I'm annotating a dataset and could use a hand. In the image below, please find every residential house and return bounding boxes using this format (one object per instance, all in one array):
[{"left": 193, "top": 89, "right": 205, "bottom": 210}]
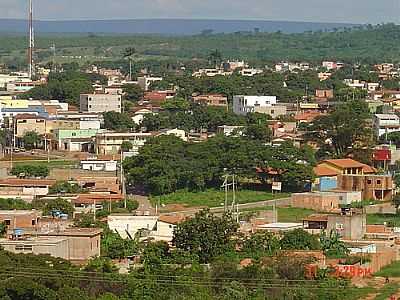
[
  {"left": 313, "top": 159, "right": 376, "bottom": 192},
  {"left": 153, "top": 215, "right": 186, "bottom": 242},
  {"left": 53, "top": 129, "right": 99, "bottom": 152},
  {"left": 156, "top": 128, "right": 187, "bottom": 141},
  {"left": 95, "top": 132, "right": 153, "bottom": 155},
  {"left": 239, "top": 68, "right": 263, "bottom": 77},
  {"left": 80, "top": 159, "right": 118, "bottom": 172},
  {"left": 108, "top": 215, "right": 158, "bottom": 239},
  {"left": 137, "top": 76, "right": 163, "bottom": 91},
  {"left": 326, "top": 212, "right": 366, "bottom": 240},
  {"left": 80, "top": 93, "right": 122, "bottom": 113},
  {"left": 217, "top": 125, "right": 244, "bottom": 136},
  {"left": 233, "top": 95, "right": 277, "bottom": 115},
  {"left": 0, "top": 179, "right": 56, "bottom": 199},
  {"left": 0, "top": 227, "right": 125, "bottom": 263},
  {"left": 132, "top": 108, "right": 154, "bottom": 125},
  {"left": 0, "top": 236, "right": 70, "bottom": 260},
  {"left": 315, "top": 89, "right": 334, "bottom": 100},
  {"left": 73, "top": 194, "right": 123, "bottom": 215},
  {"left": 303, "top": 210, "right": 366, "bottom": 240},
  {"left": 318, "top": 72, "right": 332, "bottom": 81},
  {"left": 268, "top": 121, "right": 296, "bottom": 137},
  {"left": 15, "top": 114, "right": 47, "bottom": 138},
  {"left": 337, "top": 174, "right": 394, "bottom": 201},
  {"left": 192, "top": 94, "right": 228, "bottom": 108},
  {"left": 373, "top": 114, "right": 400, "bottom": 137},
  {"left": 0, "top": 210, "right": 41, "bottom": 230},
  {"left": 0, "top": 73, "right": 30, "bottom": 89}
]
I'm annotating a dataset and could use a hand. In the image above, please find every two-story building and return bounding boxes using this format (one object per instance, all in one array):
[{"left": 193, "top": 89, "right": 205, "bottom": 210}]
[
  {"left": 373, "top": 114, "right": 400, "bottom": 137},
  {"left": 95, "top": 132, "right": 154, "bottom": 155},
  {"left": 80, "top": 93, "right": 122, "bottom": 113}
]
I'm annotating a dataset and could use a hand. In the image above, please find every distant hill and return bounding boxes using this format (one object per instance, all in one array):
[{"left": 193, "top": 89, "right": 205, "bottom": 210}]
[{"left": 0, "top": 18, "right": 357, "bottom": 35}]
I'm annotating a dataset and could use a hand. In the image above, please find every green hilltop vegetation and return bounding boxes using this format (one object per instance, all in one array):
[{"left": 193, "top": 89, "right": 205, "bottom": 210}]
[{"left": 2, "top": 24, "right": 400, "bottom": 66}]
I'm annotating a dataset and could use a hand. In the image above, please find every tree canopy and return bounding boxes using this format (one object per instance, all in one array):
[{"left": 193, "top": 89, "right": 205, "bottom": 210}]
[{"left": 124, "top": 135, "right": 315, "bottom": 195}]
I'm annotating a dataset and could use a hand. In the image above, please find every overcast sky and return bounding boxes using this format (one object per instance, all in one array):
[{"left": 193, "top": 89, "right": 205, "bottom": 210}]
[{"left": 1, "top": 0, "right": 399, "bottom": 24}]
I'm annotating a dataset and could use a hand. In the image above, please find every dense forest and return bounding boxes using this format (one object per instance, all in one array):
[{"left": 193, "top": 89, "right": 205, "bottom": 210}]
[{"left": 2, "top": 24, "right": 400, "bottom": 67}]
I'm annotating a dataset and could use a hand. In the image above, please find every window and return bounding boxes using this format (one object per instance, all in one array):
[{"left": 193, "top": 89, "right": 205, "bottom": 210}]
[
  {"left": 4, "top": 220, "right": 10, "bottom": 226},
  {"left": 377, "top": 180, "right": 382, "bottom": 185},
  {"left": 271, "top": 110, "right": 275, "bottom": 114},
  {"left": 15, "top": 245, "right": 33, "bottom": 252},
  {"left": 31, "top": 219, "right": 36, "bottom": 226},
  {"left": 367, "top": 180, "right": 372, "bottom": 185},
  {"left": 336, "top": 223, "right": 344, "bottom": 230},
  {"left": 72, "top": 133, "right": 76, "bottom": 137}
]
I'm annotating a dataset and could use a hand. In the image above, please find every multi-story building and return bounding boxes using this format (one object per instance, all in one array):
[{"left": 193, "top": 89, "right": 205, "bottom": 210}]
[
  {"left": 337, "top": 174, "right": 394, "bottom": 201},
  {"left": 137, "top": 76, "right": 163, "bottom": 91},
  {"left": 373, "top": 114, "right": 400, "bottom": 137},
  {"left": 233, "top": 95, "right": 277, "bottom": 115},
  {"left": 95, "top": 132, "right": 153, "bottom": 155},
  {"left": 80, "top": 93, "right": 122, "bottom": 113},
  {"left": 15, "top": 114, "right": 47, "bottom": 138}
]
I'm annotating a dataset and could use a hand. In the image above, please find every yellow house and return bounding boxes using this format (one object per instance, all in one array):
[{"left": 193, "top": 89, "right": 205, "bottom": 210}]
[
  {"left": 314, "top": 159, "right": 376, "bottom": 177},
  {"left": 0, "top": 99, "right": 29, "bottom": 109}
]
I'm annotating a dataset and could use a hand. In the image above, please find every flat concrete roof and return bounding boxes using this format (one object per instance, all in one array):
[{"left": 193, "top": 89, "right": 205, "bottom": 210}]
[
  {"left": 38, "top": 228, "right": 103, "bottom": 237},
  {"left": 257, "top": 223, "right": 303, "bottom": 229},
  {"left": 0, "top": 236, "right": 67, "bottom": 245},
  {"left": 0, "top": 210, "right": 41, "bottom": 215}
]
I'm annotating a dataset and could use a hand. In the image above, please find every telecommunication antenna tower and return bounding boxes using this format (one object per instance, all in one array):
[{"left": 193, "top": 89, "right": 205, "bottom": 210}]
[{"left": 28, "top": 0, "right": 35, "bottom": 79}]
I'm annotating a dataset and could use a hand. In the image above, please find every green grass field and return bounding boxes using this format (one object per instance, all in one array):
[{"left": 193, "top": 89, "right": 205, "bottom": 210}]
[
  {"left": 240, "top": 206, "right": 316, "bottom": 222},
  {"left": 367, "top": 214, "right": 400, "bottom": 226},
  {"left": 375, "top": 261, "right": 400, "bottom": 278},
  {"left": 151, "top": 189, "right": 290, "bottom": 208},
  {"left": 13, "top": 160, "right": 78, "bottom": 169},
  {"left": 277, "top": 207, "right": 315, "bottom": 222}
]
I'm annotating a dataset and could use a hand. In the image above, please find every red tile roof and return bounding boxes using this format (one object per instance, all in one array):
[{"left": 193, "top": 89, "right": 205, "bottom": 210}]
[
  {"left": 323, "top": 159, "right": 366, "bottom": 169},
  {"left": 313, "top": 165, "right": 340, "bottom": 177},
  {"left": 294, "top": 112, "right": 324, "bottom": 122},
  {"left": 0, "top": 179, "right": 56, "bottom": 187},
  {"left": 158, "top": 214, "right": 186, "bottom": 225},
  {"left": 73, "top": 193, "right": 123, "bottom": 204},
  {"left": 15, "top": 114, "right": 46, "bottom": 120}
]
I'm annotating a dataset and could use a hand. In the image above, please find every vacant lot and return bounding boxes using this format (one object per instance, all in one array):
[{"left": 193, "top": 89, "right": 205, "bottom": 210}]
[{"left": 150, "top": 189, "right": 290, "bottom": 208}]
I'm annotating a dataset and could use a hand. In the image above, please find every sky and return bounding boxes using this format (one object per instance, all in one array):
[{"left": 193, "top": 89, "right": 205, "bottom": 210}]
[{"left": 1, "top": 0, "right": 399, "bottom": 24}]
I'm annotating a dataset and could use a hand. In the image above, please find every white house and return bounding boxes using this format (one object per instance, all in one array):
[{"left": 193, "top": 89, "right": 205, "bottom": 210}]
[
  {"left": 374, "top": 114, "right": 400, "bottom": 137},
  {"left": 239, "top": 68, "right": 263, "bottom": 77},
  {"left": 133, "top": 108, "right": 154, "bottom": 125},
  {"left": 156, "top": 128, "right": 187, "bottom": 141},
  {"left": 217, "top": 125, "right": 244, "bottom": 136},
  {"left": 107, "top": 215, "right": 158, "bottom": 239},
  {"left": 80, "top": 160, "right": 117, "bottom": 172},
  {"left": 152, "top": 215, "right": 186, "bottom": 242},
  {"left": 233, "top": 95, "right": 277, "bottom": 115},
  {"left": 137, "top": 76, "right": 163, "bottom": 91}
]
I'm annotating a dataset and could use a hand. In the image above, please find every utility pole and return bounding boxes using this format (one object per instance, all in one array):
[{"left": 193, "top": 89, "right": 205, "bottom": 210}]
[
  {"left": 28, "top": 0, "right": 35, "bottom": 79},
  {"left": 221, "top": 173, "right": 238, "bottom": 221},
  {"left": 129, "top": 59, "right": 132, "bottom": 81},
  {"left": 120, "top": 151, "right": 126, "bottom": 208}
]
